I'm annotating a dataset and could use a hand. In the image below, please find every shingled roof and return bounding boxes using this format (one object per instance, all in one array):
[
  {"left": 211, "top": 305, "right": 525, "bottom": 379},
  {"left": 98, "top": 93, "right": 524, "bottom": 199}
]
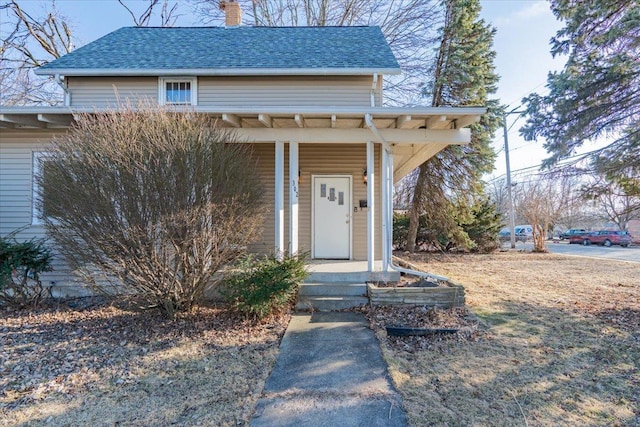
[{"left": 35, "top": 26, "right": 400, "bottom": 76}]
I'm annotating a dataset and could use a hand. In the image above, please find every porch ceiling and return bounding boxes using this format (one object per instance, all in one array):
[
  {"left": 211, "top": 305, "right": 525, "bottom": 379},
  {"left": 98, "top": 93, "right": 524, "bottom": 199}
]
[{"left": 0, "top": 105, "right": 485, "bottom": 182}]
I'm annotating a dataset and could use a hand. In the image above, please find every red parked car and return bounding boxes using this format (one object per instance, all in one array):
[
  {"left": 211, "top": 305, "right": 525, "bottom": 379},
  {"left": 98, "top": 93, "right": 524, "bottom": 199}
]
[
  {"left": 567, "top": 231, "right": 594, "bottom": 245},
  {"left": 576, "top": 230, "right": 632, "bottom": 247}
]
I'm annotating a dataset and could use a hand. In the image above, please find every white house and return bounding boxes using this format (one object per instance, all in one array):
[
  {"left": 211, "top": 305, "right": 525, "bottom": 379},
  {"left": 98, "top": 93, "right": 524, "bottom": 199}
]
[{"left": 0, "top": 1, "right": 484, "bottom": 295}]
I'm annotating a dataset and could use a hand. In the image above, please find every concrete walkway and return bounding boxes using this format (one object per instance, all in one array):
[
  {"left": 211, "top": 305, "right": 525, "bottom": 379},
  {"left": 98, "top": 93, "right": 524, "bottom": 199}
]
[{"left": 250, "top": 312, "right": 407, "bottom": 427}]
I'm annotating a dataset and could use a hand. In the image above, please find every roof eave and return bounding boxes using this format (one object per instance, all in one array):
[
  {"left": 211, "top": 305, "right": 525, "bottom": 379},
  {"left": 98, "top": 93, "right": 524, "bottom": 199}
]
[
  {"left": 0, "top": 105, "right": 487, "bottom": 116},
  {"left": 34, "top": 67, "right": 402, "bottom": 77}
]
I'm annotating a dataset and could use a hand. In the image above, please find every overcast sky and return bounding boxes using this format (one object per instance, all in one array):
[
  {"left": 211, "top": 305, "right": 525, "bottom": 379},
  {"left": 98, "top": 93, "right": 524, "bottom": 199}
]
[{"left": 11, "top": 0, "right": 570, "bottom": 180}]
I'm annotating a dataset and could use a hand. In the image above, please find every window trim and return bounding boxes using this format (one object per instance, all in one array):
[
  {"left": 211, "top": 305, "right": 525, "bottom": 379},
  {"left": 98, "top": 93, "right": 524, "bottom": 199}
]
[
  {"left": 158, "top": 77, "right": 198, "bottom": 106},
  {"left": 32, "top": 151, "right": 50, "bottom": 225}
]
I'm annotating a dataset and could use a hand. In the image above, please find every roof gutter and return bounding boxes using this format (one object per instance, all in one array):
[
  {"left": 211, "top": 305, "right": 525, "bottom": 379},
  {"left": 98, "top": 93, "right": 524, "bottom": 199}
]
[
  {"left": 54, "top": 74, "right": 70, "bottom": 106},
  {"left": 34, "top": 67, "right": 402, "bottom": 77},
  {"left": 0, "top": 105, "right": 488, "bottom": 117},
  {"left": 370, "top": 73, "right": 378, "bottom": 107}
]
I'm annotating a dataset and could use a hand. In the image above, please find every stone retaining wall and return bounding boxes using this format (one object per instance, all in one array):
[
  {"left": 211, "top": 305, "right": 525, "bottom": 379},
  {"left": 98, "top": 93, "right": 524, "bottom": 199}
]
[{"left": 367, "top": 283, "right": 465, "bottom": 308}]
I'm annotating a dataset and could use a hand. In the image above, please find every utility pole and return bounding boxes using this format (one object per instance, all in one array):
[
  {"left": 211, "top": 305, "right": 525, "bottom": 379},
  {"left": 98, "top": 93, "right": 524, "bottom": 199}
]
[
  {"left": 503, "top": 113, "right": 517, "bottom": 248},
  {"left": 502, "top": 108, "right": 525, "bottom": 249}
]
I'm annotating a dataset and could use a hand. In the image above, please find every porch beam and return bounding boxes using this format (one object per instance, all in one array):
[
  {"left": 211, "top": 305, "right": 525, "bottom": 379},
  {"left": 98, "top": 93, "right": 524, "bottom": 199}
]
[
  {"left": 393, "top": 142, "right": 449, "bottom": 182},
  {"left": 289, "top": 142, "right": 299, "bottom": 254},
  {"left": 275, "top": 141, "right": 285, "bottom": 258},
  {"left": 366, "top": 141, "right": 375, "bottom": 272},
  {"left": 37, "top": 114, "right": 72, "bottom": 126},
  {"left": 396, "top": 115, "right": 412, "bottom": 128},
  {"left": 454, "top": 115, "right": 481, "bottom": 129},
  {"left": 221, "top": 113, "right": 241, "bottom": 128},
  {"left": 391, "top": 145, "right": 417, "bottom": 155},
  {"left": 0, "top": 114, "right": 46, "bottom": 128},
  {"left": 426, "top": 115, "right": 448, "bottom": 129},
  {"left": 229, "top": 127, "right": 471, "bottom": 145},
  {"left": 258, "top": 113, "right": 272, "bottom": 128}
]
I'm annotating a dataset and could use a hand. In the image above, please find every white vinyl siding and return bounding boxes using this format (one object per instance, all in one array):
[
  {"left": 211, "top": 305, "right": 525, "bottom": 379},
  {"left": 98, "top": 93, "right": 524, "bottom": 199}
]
[
  {"left": 1, "top": 132, "right": 381, "bottom": 290},
  {"left": 198, "top": 76, "right": 372, "bottom": 107},
  {"left": 67, "top": 77, "right": 158, "bottom": 107},
  {"left": 250, "top": 143, "right": 380, "bottom": 261},
  {"left": 0, "top": 130, "right": 58, "bottom": 232},
  {"left": 67, "top": 75, "right": 376, "bottom": 108},
  {"left": 0, "top": 129, "right": 80, "bottom": 294}
]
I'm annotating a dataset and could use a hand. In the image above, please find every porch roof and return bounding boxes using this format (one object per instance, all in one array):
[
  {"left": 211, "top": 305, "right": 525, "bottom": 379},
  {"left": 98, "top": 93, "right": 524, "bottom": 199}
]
[{"left": 0, "top": 105, "right": 485, "bottom": 182}]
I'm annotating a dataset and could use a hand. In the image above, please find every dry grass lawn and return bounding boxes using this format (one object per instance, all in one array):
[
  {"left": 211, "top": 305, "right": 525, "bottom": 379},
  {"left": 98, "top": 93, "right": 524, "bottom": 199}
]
[
  {"left": 373, "top": 251, "right": 639, "bottom": 427},
  {"left": 2, "top": 252, "right": 639, "bottom": 427},
  {"left": 0, "top": 303, "right": 288, "bottom": 426}
]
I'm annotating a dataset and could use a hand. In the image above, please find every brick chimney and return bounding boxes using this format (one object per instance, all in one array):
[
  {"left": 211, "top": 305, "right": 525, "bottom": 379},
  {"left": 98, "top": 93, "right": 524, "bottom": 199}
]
[{"left": 219, "top": 0, "right": 242, "bottom": 27}]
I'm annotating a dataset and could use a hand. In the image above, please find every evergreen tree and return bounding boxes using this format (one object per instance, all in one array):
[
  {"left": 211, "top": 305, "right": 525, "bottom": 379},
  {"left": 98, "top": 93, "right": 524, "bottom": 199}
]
[
  {"left": 521, "top": 0, "right": 640, "bottom": 192},
  {"left": 458, "top": 197, "right": 503, "bottom": 253},
  {"left": 404, "top": 0, "right": 501, "bottom": 252}
]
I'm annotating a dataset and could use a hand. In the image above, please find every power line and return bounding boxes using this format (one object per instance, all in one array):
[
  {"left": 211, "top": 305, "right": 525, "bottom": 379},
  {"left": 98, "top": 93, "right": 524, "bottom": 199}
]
[
  {"left": 487, "top": 148, "right": 604, "bottom": 183},
  {"left": 502, "top": 80, "right": 548, "bottom": 108}
]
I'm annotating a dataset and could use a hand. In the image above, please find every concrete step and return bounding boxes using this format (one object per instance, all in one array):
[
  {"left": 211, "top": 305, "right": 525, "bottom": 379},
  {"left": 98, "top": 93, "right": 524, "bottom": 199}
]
[
  {"left": 298, "top": 282, "right": 367, "bottom": 297},
  {"left": 295, "top": 296, "right": 370, "bottom": 312},
  {"left": 306, "top": 271, "right": 400, "bottom": 283}
]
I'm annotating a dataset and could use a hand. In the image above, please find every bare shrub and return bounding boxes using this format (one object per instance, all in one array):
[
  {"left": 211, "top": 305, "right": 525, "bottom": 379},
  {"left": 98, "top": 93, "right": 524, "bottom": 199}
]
[
  {"left": 37, "top": 105, "right": 265, "bottom": 318},
  {"left": 513, "top": 173, "right": 580, "bottom": 252}
]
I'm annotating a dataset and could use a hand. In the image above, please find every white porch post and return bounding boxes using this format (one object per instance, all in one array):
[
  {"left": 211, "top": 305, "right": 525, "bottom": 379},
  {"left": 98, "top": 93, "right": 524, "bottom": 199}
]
[
  {"left": 381, "top": 147, "right": 389, "bottom": 271},
  {"left": 387, "top": 152, "right": 395, "bottom": 270},
  {"left": 275, "top": 141, "right": 285, "bottom": 258},
  {"left": 289, "top": 142, "right": 299, "bottom": 254},
  {"left": 366, "top": 141, "right": 375, "bottom": 272}
]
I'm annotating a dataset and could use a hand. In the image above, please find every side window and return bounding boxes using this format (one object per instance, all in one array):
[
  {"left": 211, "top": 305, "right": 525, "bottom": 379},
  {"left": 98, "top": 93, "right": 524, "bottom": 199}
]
[
  {"left": 32, "top": 151, "right": 50, "bottom": 225},
  {"left": 159, "top": 77, "right": 197, "bottom": 105}
]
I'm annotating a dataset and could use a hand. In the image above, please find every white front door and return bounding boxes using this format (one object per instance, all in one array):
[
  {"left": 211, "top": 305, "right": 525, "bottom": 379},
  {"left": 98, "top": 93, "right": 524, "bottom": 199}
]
[{"left": 313, "top": 176, "right": 351, "bottom": 259}]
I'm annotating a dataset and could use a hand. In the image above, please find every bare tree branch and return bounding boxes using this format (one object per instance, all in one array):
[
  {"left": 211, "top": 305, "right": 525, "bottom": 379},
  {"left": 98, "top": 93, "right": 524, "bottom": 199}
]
[
  {"left": 514, "top": 174, "right": 584, "bottom": 251},
  {"left": 117, "top": 0, "right": 179, "bottom": 27},
  {"left": 192, "top": 0, "right": 440, "bottom": 105},
  {"left": 0, "top": 0, "right": 75, "bottom": 105}
]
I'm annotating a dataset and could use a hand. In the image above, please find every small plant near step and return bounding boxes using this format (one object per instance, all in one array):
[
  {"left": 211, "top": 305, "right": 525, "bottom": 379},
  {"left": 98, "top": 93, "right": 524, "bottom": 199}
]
[
  {"left": 0, "top": 232, "right": 53, "bottom": 308},
  {"left": 223, "top": 252, "right": 309, "bottom": 320}
]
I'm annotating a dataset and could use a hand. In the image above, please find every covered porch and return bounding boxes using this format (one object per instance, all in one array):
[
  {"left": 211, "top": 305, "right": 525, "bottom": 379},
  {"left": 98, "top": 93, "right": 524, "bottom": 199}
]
[
  {"left": 209, "top": 105, "right": 483, "bottom": 273},
  {"left": 0, "top": 105, "right": 484, "bottom": 275}
]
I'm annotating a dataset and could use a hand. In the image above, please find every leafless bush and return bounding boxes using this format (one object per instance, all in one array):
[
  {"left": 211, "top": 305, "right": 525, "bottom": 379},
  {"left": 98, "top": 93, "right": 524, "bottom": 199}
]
[
  {"left": 514, "top": 173, "right": 580, "bottom": 252},
  {"left": 37, "top": 104, "right": 265, "bottom": 318}
]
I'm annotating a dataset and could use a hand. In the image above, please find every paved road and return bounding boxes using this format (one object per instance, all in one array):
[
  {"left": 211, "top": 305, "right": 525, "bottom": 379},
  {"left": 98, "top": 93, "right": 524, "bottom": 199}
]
[
  {"left": 503, "top": 240, "right": 640, "bottom": 263},
  {"left": 547, "top": 241, "right": 640, "bottom": 263}
]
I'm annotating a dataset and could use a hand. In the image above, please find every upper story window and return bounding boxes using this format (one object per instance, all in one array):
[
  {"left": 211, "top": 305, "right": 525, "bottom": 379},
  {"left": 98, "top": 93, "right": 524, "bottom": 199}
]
[{"left": 159, "top": 77, "right": 197, "bottom": 105}]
